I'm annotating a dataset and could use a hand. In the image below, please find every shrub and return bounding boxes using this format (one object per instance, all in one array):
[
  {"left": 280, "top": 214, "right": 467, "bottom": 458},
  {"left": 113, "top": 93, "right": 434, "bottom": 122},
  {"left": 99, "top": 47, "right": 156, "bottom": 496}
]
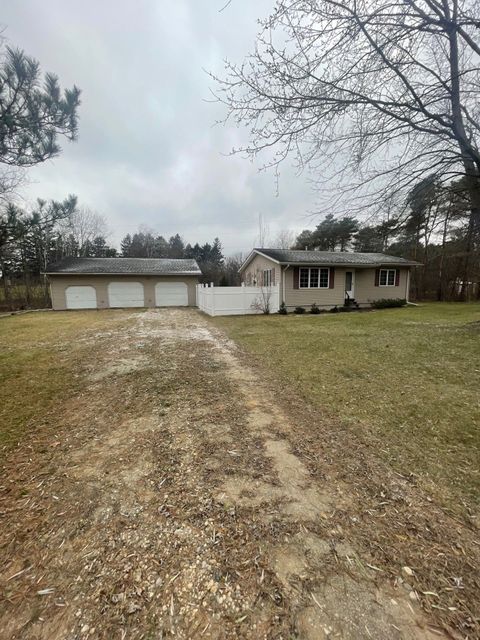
[
  {"left": 371, "top": 298, "right": 407, "bottom": 309},
  {"left": 329, "top": 305, "right": 339, "bottom": 313},
  {"left": 250, "top": 289, "right": 273, "bottom": 314},
  {"left": 294, "top": 306, "right": 306, "bottom": 314},
  {"left": 310, "top": 303, "right": 321, "bottom": 314},
  {"left": 278, "top": 302, "right": 288, "bottom": 315}
]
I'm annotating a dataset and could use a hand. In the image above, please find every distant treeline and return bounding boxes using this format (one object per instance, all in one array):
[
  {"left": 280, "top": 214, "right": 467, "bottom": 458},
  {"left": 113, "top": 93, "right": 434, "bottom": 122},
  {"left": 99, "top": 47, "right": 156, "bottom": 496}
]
[{"left": 119, "top": 232, "right": 242, "bottom": 286}]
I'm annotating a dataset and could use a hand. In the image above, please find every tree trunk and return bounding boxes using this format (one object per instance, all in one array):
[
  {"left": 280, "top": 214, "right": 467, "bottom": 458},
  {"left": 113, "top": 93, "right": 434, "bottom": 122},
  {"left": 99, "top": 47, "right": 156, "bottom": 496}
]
[
  {"left": 23, "top": 269, "right": 31, "bottom": 307},
  {"left": 437, "top": 211, "right": 450, "bottom": 301},
  {"left": 459, "top": 172, "right": 480, "bottom": 300},
  {"left": 1, "top": 263, "right": 11, "bottom": 310},
  {"left": 423, "top": 226, "right": 429, "bottom": 300},
  {"left": 446, "top": 1, "right": 480, "bottom": 300}
]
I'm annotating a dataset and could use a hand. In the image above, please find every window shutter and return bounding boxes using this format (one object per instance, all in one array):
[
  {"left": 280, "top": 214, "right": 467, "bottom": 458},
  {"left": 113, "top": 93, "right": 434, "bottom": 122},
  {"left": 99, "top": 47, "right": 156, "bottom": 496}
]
[
  {"left": 395, "top": 269, "right": 400, "bottom": 286},
  {"left": 293, "top": 267, "right": 299, "bottom": 289},
  {"left": 329, "top": 267, "right": 335, "bottom": 289},
  {"left": 271, "top": 269, "right": 275, "bottom": 286},
  {"left": 374, "top": 269, "right": 380, "bottom": 286}
]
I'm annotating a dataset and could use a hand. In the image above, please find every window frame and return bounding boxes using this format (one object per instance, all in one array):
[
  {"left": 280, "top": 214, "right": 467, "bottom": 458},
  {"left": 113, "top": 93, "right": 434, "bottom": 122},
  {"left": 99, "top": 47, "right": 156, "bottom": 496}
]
[
  {"left": 262, "top": 269, "right": 272, "bottom": 287},
  {"left": 379, "top": 268, "right": 397, "bottom": 287},
  {"left": 299, "top": 267, "right": 330, "bottom": 289}
]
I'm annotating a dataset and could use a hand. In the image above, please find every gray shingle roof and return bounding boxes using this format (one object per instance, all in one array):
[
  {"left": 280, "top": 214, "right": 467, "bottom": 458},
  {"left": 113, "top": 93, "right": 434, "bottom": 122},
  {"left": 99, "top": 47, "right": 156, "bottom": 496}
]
[
  {"left": 45, "top": 257, "right": 202, "bottom": 275},
  {"left": 253, "top": 248, "right": 421, "bottom": 266}
]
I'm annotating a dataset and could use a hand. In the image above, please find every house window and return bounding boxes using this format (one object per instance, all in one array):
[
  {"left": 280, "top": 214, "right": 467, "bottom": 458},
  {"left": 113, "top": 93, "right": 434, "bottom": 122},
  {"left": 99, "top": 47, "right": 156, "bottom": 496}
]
[
  {"left": 263, "top": 269, "right": 272, "bottom": 287},
  {"left": 379, "top": 269, "right": 397, "bottom": 286},
  {"left": 299, "top": 267, "right": 329, "bottom": 288},
  {"left": 299, "top": 268, "right": 310, "bottom": 288}
]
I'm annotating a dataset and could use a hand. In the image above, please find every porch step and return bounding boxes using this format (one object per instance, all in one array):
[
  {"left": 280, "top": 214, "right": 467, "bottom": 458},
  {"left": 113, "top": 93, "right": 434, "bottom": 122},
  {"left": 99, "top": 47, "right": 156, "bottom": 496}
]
[{"left": 345, "top": 297, "right": 360, "bottom": 308}]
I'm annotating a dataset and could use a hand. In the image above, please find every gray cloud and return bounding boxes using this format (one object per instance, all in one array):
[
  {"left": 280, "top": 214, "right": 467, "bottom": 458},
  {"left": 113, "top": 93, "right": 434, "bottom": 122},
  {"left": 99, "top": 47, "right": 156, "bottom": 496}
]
[{"left": 2, "top": 1, "right": 317, "bottom": 254}]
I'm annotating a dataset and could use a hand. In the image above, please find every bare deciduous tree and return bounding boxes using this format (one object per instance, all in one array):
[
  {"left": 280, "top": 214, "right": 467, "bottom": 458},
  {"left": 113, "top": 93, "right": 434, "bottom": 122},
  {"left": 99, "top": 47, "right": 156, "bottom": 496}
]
[
  {"left": 214, "top": 0, "right": 480, "bottom": 287},
  {"left": 272, "top": 229, "right": 296, "bottom": 249},
  {"left": 0, "top": 167, "right": 25, "bottom": 205},
  {"left": 222, "top": 253, "right": 244, "bottom": 285},
  {"left": 251, "top": 286, "right": 273, "bottom": 314},
  {"left": 60, "top": 207, "right": 108, "bottom": 255},
  {"left": 256, "top": 212, "right": 269, "bottom": 247}
]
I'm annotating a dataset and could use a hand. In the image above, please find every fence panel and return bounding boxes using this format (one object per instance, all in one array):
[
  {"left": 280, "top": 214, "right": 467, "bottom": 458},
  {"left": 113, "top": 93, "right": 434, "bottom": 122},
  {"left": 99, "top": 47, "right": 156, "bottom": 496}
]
[{"left": 196, "top": 284, "right": 279, "bottom": 316}]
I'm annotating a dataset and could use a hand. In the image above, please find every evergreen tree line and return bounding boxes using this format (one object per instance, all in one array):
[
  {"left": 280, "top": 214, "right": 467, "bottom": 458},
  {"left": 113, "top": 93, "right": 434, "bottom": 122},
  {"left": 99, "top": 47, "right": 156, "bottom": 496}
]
[
  {"left": 292, "top": 177, "right": 479, "bottom": 301},
  {"left": 120, "top": 232, "right": 222, "bottom": 263},
  {"left": 119, "top": 232, "right": 240, "bottom": 286}
]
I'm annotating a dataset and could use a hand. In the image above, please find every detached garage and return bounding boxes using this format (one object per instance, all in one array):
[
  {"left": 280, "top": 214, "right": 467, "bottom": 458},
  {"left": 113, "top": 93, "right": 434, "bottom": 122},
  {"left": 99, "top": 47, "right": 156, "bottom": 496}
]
[{"left": 45, "top": 257, "right": 202, "bottom": 311}]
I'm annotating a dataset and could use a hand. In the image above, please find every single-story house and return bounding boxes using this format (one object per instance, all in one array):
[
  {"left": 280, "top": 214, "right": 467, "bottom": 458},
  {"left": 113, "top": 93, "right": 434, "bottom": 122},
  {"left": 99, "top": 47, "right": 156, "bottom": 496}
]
[
  {"left": 239, "top": 248, "right": 420, "bottom": 310},
  {"left": 45, "top": 257, "right": 202, "bottom": 310}
]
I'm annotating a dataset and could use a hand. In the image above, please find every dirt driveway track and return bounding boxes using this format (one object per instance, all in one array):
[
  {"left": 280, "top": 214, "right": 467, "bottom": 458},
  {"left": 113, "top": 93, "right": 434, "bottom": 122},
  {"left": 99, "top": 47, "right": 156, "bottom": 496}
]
[{"left": 0, "top": 309, "right": 466, "bottom": 639}]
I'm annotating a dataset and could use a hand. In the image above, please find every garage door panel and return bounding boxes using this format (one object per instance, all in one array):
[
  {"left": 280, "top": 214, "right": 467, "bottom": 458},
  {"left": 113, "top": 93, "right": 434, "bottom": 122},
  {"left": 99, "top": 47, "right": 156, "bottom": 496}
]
[
  {"left": 66, "top": 286, "right": 97, "bottom": 309},
  {"left": 155, "top": 282, "right": 188, "bottom": 306},
  {"left": 108, "top": 282, "right": 144, "bottom": 308}
]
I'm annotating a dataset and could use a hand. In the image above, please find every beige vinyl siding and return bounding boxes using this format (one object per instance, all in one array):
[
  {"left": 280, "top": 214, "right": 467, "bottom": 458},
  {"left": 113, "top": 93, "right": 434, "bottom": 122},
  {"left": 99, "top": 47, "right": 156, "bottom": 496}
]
[
  {"left": 355, "top": 267, "right": 409, "bottom": 305},
  {"left": 49, "top": 275, "right": 199, "bottom": 310},
  {"left": 241, "top": 254, "right": 281, "bottom": 287},
  {"left": 283, "top": 266, "right": 346, "bottom": 309}
]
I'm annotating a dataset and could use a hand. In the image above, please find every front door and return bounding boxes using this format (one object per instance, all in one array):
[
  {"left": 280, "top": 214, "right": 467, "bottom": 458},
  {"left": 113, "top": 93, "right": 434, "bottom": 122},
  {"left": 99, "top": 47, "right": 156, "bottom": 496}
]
[{"left": 345, "top": 271, "right": 355, "bottom": 299}]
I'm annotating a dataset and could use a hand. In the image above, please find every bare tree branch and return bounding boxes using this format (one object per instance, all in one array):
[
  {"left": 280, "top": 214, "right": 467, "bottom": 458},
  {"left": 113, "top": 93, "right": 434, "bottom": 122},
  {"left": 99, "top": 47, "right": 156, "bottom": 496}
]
[{"left": 212, "top": 0, "right": 480, "bottom": 238}]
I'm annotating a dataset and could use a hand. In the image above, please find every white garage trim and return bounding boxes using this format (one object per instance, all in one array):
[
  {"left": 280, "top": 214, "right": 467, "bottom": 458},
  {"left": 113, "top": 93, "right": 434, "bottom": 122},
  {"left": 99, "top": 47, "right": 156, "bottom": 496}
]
[
  {"left": 155, "top": 282, "right": 188, "bottom": 306},
  {"left": 66, "top": 285, "right": 97, "bottom": 309},
  {"left": 108, "top": 281, "right": 144, "bottom": 308}
]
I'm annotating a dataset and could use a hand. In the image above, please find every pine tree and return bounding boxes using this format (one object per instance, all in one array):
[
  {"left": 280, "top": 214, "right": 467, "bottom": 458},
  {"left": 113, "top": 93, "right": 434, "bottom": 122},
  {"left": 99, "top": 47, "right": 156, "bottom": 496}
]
[
  {"left": 209, "top": 237, "right": 224, "bottom": 265},
  {"left": 0, "top": 47, "right": 81, "bottom": 168},
  {"left": 120, "top": 234, "right": 133, "bottom": 257},
  {"left": 92, "top": 236, "right": 107, "bottom": 257},
  {"left": 153, "top": 235, "right": 169, "bottom": 257},
  {"left": 168, "top": 234, "right": 185, "bottom": 258}
]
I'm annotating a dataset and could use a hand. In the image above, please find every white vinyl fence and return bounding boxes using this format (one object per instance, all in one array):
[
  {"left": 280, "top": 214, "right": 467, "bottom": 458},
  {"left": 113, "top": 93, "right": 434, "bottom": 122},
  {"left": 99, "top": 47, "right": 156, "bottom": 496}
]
[{"left": 196, "top": 283, "right": 280, "bottom": 316}]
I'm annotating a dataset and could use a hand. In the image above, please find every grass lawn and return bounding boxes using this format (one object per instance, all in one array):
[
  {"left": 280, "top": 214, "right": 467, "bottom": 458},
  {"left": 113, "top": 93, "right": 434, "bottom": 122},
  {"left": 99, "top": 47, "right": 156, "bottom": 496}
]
[
  {"left": 0, "top": 310, "right": 129, "bottom": 451},
  {"left": 213, "top": 303, "right": 480, "bottom": 512}
]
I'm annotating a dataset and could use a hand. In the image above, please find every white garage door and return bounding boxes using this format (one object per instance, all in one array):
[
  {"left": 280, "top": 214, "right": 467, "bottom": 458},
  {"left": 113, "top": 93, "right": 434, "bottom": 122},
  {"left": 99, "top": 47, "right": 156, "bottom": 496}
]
[
  {"left": 155, "top": 282, "right": 188, "bottom": 306},
  {"left": 65, "top": 285, "right": 97, "bottom": 309},
  {"left": 108, "top": 282, "right": 144, "bottom": 308}
]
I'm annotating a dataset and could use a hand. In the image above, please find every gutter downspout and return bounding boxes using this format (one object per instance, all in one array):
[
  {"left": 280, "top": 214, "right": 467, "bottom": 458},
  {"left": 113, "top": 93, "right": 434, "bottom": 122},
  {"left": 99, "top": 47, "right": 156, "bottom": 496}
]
[
  {"left": 282, "top": 264, "right": 290, "bottom": 305},
  {"left": 406, "top": 268, "right": 410, "bottom": 303}
]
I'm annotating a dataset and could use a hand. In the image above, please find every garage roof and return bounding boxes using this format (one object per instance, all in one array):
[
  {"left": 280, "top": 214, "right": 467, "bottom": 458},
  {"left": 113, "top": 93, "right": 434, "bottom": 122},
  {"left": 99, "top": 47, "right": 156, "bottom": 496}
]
[{"left": 45, "top": 257, "right": 202, "bottom": 275}]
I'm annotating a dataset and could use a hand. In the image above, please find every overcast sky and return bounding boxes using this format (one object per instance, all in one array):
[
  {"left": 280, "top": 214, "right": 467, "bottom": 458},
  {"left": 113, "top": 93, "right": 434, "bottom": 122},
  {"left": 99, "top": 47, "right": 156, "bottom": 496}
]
[{"left": 2, "top": 1, "right": 319, "bottom": 255}]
